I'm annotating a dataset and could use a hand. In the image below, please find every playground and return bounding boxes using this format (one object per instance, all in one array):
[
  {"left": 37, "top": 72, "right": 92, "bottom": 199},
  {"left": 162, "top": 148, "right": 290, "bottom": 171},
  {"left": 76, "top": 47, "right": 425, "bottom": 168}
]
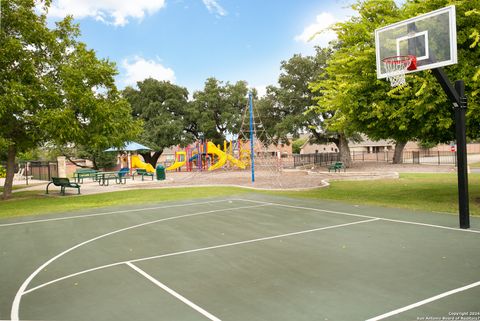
[{"left": 1, "top": 195, "right": 479, "bottom": 321}]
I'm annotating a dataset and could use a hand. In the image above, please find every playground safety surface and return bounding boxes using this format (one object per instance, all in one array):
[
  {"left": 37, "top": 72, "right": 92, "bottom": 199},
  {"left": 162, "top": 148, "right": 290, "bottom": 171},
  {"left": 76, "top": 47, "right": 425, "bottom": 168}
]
[{"left": 1, "top": 194, "right": 479, "bottom": 320}]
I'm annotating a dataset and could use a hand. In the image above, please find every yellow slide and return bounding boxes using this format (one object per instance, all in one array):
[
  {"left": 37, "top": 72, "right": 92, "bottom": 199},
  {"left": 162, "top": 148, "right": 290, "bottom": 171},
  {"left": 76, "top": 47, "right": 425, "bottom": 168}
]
[
  {"left": 166, "top": 151, "right": 186, "bottom": 171},
  {"left": 207, "top": 142, "right": 246, "bottom": 171},
  {"left": 131, "top": 155, "right": 155, "bottom": 173}
]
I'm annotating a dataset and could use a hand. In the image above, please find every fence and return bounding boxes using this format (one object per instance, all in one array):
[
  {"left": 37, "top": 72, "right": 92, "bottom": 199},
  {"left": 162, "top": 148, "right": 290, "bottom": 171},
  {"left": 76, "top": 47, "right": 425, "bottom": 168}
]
[
  {"left": 351, "top": 150, "right": 457, "bottom": 165},
  {"left": 293, "top": 153, "right": 340, "bottom": 167},
  {"left": 28, "top": 161, "right": 58, "bottom": 181},
  {"left": 296, "top": 150, "right": 458, "bottom": 167}
]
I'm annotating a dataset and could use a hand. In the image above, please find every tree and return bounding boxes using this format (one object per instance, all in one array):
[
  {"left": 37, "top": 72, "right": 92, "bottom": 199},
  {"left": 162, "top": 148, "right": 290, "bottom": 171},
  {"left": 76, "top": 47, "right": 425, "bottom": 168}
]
[
  {"left": 309, "top": 0, "right": 480, "bottom": 164},
  {"left": 0, "top": 0, "right": 141, "bottom": 199},
  {"left": 189, "top": 78, "right": 248, "bottom": 144},
  {"left": 260, "top": 47, "right": 332, "bottom": 143},
  {"left": 123, "top": 78, "right": 192, "bottom": 167}
]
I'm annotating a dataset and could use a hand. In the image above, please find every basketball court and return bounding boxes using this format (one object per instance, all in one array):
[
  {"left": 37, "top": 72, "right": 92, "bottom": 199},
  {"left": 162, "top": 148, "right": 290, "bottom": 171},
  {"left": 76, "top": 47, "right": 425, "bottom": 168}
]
[{"left": 1, "top": 195, "right": 479, "bottom": 321}]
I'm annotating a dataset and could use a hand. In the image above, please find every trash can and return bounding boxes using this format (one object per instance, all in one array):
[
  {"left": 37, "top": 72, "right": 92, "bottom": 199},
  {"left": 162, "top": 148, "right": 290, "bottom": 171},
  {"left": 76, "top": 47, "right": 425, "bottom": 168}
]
[{"left": 156, "top": 165, "right": 166, "bottom": 180}]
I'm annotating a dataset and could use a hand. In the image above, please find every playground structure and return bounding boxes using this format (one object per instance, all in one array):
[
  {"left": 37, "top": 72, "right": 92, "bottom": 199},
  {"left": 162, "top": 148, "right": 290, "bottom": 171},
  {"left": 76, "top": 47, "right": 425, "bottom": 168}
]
[
  {"left": 166, "top": 140, "right": 248, "bottom": 172},
  {"left": 110, "top": 94, "right": 284, "bottom": 179},
  {"left": 131, "top": 155, "right": 155, "bottom": 173}
]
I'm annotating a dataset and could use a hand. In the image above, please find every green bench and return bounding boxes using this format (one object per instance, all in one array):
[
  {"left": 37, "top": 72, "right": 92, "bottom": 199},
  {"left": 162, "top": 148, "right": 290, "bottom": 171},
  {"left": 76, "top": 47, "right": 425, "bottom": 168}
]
[
  {"left": 133, "top": 168, "right": 154, "bottom": 181},
  {"left": 328, "top": 162, "right": 346, "bottom": 172},
  {"left": 46, "top": 177, "right": 81, "bottom": 195},
  {"left": 73, "top": 168, "right": 98, "bottom": 183}
]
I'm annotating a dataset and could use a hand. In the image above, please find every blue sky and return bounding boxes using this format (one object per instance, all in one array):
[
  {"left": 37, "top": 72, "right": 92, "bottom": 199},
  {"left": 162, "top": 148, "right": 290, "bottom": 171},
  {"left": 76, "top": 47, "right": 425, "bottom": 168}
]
[{"left": 46, "top": 0, "right": 355, "bottom": 95}]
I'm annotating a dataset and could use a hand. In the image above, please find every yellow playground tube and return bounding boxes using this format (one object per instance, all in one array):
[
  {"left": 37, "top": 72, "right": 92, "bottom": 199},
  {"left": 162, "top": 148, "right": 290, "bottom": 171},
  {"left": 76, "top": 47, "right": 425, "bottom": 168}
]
[
  {"left": 131, "top": 155, "right": 155, "bottom": 173},
  {"left": 207, "top": 142, "right": 246, "bottom": 171},
  {"left": 166, "top": 151, "right": 187, "bottom": 171}
]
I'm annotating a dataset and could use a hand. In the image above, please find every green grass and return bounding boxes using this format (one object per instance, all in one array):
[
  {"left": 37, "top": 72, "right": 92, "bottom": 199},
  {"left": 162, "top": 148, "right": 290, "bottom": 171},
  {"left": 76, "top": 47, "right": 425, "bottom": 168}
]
[
  {"left": 469, "top": 162, "right": 480, "bottom": 168},
  {"left": 266, "top": 173, "right": 480, "bottom": 215},
  {"left": 1, "top": 173, "right": 479, "bottom": 220},
  {"left": 0, "top": 187, "right": 250, "bottom": 220}
]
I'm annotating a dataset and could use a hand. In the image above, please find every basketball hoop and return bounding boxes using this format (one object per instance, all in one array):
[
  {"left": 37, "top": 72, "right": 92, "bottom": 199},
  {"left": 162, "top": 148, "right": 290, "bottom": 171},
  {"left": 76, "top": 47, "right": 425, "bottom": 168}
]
[{"left": 382, "top": 55, "right": 417, "bottom": 87}]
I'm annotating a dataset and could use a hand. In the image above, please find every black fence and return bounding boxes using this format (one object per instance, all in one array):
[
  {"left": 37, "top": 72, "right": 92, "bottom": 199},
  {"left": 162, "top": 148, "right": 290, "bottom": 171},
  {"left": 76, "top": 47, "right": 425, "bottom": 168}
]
[
  {"left": 296, "top": 150, "right": 458, "bottom": 167},
  {"left": 351, "top": 150, "right": 457, "bottom": 165},
  {"left": 293, "top": 153, "right": 340, "bottom": 167}
]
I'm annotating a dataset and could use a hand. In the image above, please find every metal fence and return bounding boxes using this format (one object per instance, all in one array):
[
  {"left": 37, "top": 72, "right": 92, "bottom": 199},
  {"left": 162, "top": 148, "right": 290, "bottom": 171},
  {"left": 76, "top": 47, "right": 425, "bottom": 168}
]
[
  {"left": 351, "top": 150, "right": 457, "bottom": 165},
  {"left": 293, "top": 153, "right": 340, "bottom": 167},
  {"left": 296, "top": 150, "right": 458, "bottom": 167}
]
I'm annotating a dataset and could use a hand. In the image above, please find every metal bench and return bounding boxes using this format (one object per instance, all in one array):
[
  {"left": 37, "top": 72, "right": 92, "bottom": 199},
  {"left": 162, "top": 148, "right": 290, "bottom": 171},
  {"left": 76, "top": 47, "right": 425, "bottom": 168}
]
[
  {"left": 46, "top": 177, "right": 81, "bottom": 195},
  {"left": 133, "top": 168, "right": 154, "bottom": 181},
  {"left": 328, "top": 162, "right": 346, "bottom": 172}
]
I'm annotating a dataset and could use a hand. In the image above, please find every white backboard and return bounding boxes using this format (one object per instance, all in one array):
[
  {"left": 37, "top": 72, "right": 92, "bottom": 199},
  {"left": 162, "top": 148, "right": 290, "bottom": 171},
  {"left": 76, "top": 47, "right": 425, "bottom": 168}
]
[{"left": 375, "top": 6, "right": 457, "bottom": 79}]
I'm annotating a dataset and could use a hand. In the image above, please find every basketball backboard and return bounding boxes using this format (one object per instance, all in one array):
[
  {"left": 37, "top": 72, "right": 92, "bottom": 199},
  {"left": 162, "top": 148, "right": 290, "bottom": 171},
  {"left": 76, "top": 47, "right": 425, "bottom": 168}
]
[{"left": 375, "top": 5, "right": 457, "bottom": 80}]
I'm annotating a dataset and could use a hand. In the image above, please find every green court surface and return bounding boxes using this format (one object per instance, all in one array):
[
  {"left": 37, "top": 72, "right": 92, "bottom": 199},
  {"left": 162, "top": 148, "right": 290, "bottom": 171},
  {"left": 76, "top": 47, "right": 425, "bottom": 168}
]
[{"left": 1, "top": 194, "right": 479, "bottom": 321}]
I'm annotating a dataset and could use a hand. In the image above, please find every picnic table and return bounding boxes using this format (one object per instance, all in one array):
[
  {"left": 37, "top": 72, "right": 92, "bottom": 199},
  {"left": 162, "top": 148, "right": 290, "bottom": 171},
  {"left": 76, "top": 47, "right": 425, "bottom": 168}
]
[
  {"left": 73, "top": 169, "right": 98, "bottom": 183},
  {"left": 95, "top": 171, "right": 126, "bottom": 186}
]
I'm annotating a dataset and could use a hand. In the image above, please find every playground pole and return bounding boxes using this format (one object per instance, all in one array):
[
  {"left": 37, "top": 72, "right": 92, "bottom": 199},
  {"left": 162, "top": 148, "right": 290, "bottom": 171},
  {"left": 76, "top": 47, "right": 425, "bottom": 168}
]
[{"left": 249, "top": 92, "right": 255, "bottom": 183}]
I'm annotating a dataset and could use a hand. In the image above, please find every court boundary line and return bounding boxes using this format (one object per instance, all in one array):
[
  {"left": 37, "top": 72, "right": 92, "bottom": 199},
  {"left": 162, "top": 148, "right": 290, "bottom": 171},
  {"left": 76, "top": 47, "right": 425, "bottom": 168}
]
[
  {"left": 235, "top": 199, "right": 480, "bottom": 234},
  {"left": 365, "top": 280, "right": 480, "bottom": 320},
  {"left": 10, "top": 202, "right": 270, "bottom": 321},
  {"left": 126, "top": 262, "right": 222, "bottom": 321},
  {"left": 23, "top": 218, "right": 380, "bottom": 296},
  {"left": 0, "top": 199, "right": 236, "bottom": 227}
]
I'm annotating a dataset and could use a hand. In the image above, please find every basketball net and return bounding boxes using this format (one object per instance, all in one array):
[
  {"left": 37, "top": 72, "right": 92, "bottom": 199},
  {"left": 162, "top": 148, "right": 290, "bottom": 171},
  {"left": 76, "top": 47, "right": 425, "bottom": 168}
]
[{"left": 382, "top": 55, "right": 417, "bottom": 87}]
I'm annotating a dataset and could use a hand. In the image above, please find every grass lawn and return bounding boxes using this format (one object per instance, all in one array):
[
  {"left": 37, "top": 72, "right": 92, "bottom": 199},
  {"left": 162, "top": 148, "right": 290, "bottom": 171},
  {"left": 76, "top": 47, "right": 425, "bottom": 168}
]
[
  {"left": 0, "top": 173, "right": 479, "bottom": 220},
  {"left": 469, "top": 162, "right": 480, "bottom": 168},
  {"left": 0, "top": 187, "right": 250, "bottom": 220},
  {"left": 270, "top": 173, "right": 480, "bottom": 215}
]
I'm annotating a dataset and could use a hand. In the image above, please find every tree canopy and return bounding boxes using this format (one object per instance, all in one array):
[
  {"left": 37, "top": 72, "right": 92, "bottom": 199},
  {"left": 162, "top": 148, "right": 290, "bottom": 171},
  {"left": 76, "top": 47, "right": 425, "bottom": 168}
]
[
  {"left": 309, "top": 0, "right": 480, "bottom": 163},
  {"left": 0, "top": 0, "right": 141, "bottom": 198},
  {"left": 123, "top": 78, "right": 192, "bottom": 166},
  {"left": 189, "top": 78, "right": 249, "bottom": 145}
]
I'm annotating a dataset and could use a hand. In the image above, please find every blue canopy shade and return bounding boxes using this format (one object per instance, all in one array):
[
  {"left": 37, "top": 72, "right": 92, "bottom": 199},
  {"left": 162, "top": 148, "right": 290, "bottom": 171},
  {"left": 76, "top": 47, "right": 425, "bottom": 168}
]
[{"left": 104, "top": 141, "right": 152, "bottom": 152}]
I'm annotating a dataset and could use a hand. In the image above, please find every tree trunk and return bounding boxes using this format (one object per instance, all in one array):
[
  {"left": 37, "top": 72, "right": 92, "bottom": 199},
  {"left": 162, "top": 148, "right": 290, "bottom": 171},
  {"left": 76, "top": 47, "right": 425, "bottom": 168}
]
[
  {"left": 140, "top": 150, "right": 163, "bottom": 168},
  {"left": 2, "top": 144, "right": 16, "bottom": 200},
  {"left": 338, "top": 133, "right": 352, "bottom": 167},
  {"left": 393, "top": 141, "right": 406, "bottom": 164}
]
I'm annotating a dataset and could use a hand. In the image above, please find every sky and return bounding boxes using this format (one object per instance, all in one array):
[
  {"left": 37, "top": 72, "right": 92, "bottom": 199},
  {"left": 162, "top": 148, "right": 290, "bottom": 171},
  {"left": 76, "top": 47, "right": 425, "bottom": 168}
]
[{"left": 45, "top": 0, "right": 356, "bottom": 96}]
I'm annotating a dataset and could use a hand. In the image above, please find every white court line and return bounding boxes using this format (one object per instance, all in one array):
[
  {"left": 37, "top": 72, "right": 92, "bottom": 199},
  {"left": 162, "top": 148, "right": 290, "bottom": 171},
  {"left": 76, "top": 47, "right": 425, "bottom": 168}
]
[
  {"left": 236, "top": 199, "right": 480, "bottom": 234},
  {"left": 23, "top": 218, "right": 379, "bottom": 295},
  {"left": 0, "top": 199, "right": 235, "bottom": 227},
  {"left": 365, "top": 280, "right": 480, "bottom": 321},
  {"left": 126, "top": 262, "right": 222, "bottom": 321},
  {"left": 10, "top": 202, "right": 269, "bottom": 321}
]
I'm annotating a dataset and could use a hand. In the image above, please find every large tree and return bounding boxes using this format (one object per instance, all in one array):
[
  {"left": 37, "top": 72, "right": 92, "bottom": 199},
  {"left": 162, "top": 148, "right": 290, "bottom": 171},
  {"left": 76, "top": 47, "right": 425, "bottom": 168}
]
[
  {"left": 189, "top": 78, "right": 248, "bottom": 144},
  {"left": 310, "top": 0, "right": 480, "bottom": 164},
  {"left": 0, "top": 0, "right": 140, "bottom": 199},
  {"left": 263, "top": 47, "right": 332, "bottom": 143},
  {"left": 122, "top": 78, "right": 192, "bottom": 167}
]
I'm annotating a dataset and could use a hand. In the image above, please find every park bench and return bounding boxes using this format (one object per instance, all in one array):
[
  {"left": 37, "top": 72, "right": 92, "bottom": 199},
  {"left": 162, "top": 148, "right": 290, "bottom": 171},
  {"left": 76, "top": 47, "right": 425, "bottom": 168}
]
[
  {"left": 73, "top": 168, "right": 98, "bottom": 183},
  {"left": 328, "top": 162, "right": 346, "bottom": 172},
  {"left": 133, "top": 168, "right": 154, "bottom": 181},
  {"left": 46, "top": 177, "right": 81, "bottom": 195}
]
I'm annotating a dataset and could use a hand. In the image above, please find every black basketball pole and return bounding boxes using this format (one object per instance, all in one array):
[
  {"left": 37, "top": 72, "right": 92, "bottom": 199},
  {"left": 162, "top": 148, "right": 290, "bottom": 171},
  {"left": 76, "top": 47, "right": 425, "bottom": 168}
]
[
  {"left": 432, "top": 68, "right": 470, "bottom": 229},
  {"left": 454, "top": 80, "right": 470, "bottom": 229}
]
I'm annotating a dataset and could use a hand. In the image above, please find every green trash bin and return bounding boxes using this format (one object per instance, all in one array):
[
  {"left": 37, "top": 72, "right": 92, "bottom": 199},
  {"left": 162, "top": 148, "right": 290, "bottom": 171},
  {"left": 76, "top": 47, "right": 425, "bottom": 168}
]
[{"left": 156, "top": 165, "right": 166, "bottom": 180}]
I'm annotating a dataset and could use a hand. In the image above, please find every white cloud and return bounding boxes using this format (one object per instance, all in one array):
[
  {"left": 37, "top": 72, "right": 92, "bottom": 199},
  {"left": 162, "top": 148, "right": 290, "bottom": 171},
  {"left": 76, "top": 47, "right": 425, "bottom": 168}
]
[
  {"left": 47, "top": 0, "right": 166, "bottom": 26},
  {"left": 295, "top": 12, "right": 339, "bottom": 47},
  {"left": 202, "top": 0, "right": 227, "bottom": 16},
  {"left": 121, "top": 56, "right": 175, "bottom": 87},
  {"left": 254, "top": 85, "right": 267, "bottom": 98}
]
